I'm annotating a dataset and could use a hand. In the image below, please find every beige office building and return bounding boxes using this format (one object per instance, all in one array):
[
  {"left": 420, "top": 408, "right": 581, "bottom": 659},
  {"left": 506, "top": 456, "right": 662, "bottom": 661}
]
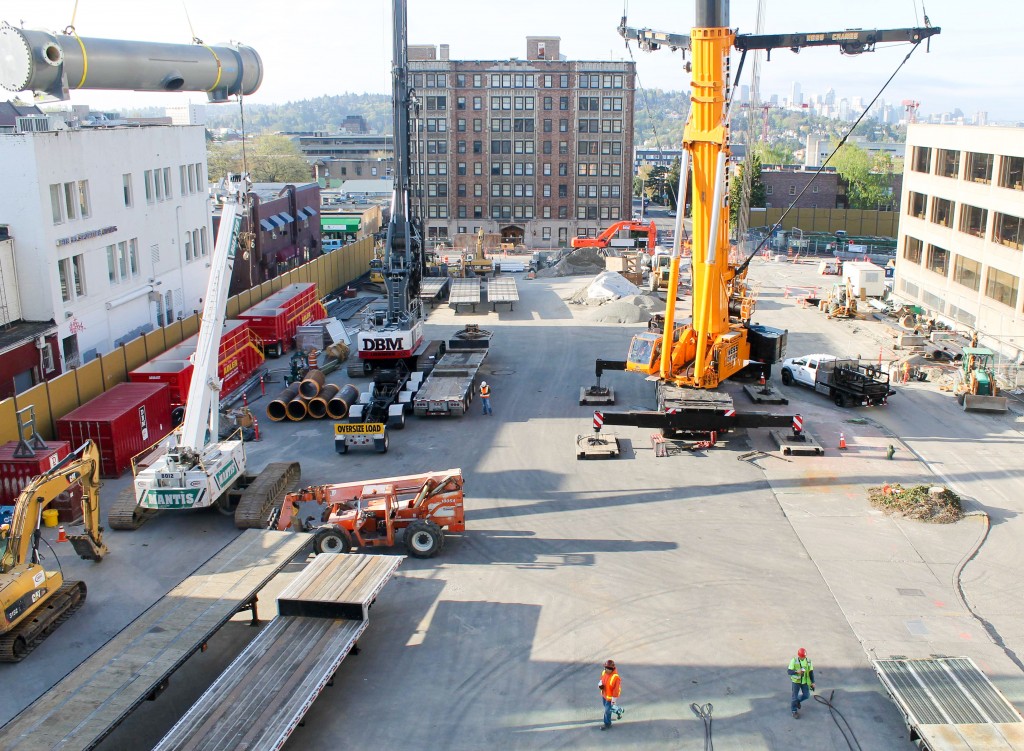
[{"left": 895, "top": 124, "right": 1024, "bottom": 359}]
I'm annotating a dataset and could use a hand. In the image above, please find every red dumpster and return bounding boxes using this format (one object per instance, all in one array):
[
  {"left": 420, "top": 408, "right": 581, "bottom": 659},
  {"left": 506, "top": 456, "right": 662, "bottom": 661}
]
[
  {"left": 239, "top": 283, "right": 327, "bottom": 357},
  {"left": 128, "top": 360, "right": 194, "bottom": 407},
  {"left": 56, "top": 383, "right": 173, "bottom": 478},
  {"left": 0, "top": 440, "right": 84, "bottom": 523}
]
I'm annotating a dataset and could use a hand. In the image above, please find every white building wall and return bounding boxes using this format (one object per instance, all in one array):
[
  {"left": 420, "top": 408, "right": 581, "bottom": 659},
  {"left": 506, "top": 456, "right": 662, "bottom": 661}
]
[
  {"left": 0, "top": 125, "right": 212, "bottom": 367},
  {"left": 895, "top": 124, "right": 1024, "bottom": 358},
  {"left": 0, "top": 238, "right": 22, "bottom": 324}
]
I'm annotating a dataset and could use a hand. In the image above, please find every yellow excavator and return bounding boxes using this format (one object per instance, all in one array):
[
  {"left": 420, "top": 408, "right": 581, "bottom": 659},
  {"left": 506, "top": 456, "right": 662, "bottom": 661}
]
[{"left": 0, "top": 441, "right": 107, "bottom": 661}]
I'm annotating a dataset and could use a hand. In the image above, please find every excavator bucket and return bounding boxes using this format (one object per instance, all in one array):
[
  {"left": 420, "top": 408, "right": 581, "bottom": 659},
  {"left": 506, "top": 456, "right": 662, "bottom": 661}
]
[
  {"left": 68, "top": 533, "right": 108, "bottom": 561},
  {"left": 962, "top": 394, "right": 1008, "bottom": 413}
]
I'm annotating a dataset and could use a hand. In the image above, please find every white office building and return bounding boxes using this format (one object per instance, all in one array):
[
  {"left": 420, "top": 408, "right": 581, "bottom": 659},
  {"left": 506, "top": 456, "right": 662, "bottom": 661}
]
[
  {"left": 895, "top": 124, "right": 1024, "bottom": 359},
  {"left": 0, "top": 116, "right": 213, "bottom": 368}
]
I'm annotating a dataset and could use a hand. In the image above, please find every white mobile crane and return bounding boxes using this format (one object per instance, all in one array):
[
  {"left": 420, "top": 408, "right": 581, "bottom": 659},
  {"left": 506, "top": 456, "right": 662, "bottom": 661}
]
[
  {"left": 350, "top": 0, "right": 425, "bottom": 377},
  {"left": 109, "top": 176, "right": 300, "bottom": 530}
]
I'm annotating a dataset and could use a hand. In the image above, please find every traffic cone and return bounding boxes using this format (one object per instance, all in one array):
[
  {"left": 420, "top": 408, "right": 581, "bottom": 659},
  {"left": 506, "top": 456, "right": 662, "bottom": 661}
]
[
  {"left": 57, "top": 525, "right": 68, "bottom": 543},
  {"left": 838, "top": 432, "right": 847, "bottom": 450}
]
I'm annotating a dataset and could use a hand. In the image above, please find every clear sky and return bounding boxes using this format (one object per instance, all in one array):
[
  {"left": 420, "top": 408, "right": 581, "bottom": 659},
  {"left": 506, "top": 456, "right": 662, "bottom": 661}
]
[{"left": 5, "top": 0, "right": 1023, "bottom": 121}]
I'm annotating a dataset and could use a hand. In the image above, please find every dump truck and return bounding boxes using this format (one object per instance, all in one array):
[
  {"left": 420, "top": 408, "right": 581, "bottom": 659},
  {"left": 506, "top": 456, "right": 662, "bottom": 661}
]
[{"left": 781, "top": 354, "right": 894, "bottom": 407}]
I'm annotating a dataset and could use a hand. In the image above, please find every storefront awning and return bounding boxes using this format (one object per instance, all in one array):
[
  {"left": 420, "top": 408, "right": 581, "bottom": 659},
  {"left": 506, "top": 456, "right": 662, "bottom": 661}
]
[
  {"left": 278, "top": 212, "right": 294, "bottom": 223},
  {"left": 268, "top": 215, "right": 286, "bottom": 229},
  {"left": 259, "top": 218, "right": 275, "bottom": 232}
]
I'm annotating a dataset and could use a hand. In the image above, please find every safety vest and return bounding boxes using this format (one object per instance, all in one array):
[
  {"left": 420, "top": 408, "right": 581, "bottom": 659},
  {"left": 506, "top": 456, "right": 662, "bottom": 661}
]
[
  {"left": 480, "top": 384, "right": 491, "bottom": 398},
  {"left": 788, "top": 657, "right": 813, "bottom": 685},
  {"left": 600, "top": 669, "right": 621, "bottom": 700}
]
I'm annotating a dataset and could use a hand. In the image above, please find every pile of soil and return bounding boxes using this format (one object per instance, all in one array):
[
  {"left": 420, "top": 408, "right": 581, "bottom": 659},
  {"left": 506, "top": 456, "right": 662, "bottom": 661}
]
[
  {"left": 868, "top": 483, "right": 963, "bottom": 523},
  {"left": 586, "top": 294, "right": 661, "bottom": 324}
]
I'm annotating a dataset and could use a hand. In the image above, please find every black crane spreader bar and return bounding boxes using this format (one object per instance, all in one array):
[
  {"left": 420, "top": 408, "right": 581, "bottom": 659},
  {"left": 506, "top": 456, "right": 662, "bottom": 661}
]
[{"left": 598, "top": 410, "right": 794, "bottom": 432}]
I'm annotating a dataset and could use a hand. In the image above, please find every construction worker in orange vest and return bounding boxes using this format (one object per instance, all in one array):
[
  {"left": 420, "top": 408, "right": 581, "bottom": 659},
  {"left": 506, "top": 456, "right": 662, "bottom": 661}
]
[
  {"left": 480, "top": 380, "right": 492, "bottom": 415},
  {"left": 599, "top": 659, "right": 624, "bottom": 730}
]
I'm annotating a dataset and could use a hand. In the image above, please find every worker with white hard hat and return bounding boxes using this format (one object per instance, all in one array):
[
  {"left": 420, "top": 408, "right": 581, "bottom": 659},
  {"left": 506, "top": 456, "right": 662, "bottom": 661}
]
[{"left": 479, "top": 380, "right": 492, "bottom": 415}]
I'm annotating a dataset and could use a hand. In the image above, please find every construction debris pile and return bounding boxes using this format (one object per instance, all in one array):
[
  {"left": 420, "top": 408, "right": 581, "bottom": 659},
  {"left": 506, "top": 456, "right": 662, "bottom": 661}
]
[
  {"left": 536, "top": 247, "right": 606, "bottom": 277},
  {"left": 868, "top": 483, "right": 963, "bottom": 523},
  {"left": 562, "top": 271, "right": 662, "bottom": 323}
]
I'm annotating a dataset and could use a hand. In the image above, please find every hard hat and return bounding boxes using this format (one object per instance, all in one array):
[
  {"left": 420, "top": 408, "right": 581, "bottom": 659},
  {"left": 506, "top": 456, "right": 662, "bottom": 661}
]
[
  {"left": 604, "top": 659, "right": 616, "bottom": 670},
  {"left": 481, "top": 381, "right": 487, "bottom": 387},
  {"left": 797, "top": 648, "right": 806, "bottom": 658}
]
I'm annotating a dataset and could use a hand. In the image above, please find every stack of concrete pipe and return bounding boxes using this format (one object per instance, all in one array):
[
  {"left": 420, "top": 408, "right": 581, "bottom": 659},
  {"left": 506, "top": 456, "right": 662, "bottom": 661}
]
[{"left": 266, "top": 377, "right": 360, "bottom": 422}]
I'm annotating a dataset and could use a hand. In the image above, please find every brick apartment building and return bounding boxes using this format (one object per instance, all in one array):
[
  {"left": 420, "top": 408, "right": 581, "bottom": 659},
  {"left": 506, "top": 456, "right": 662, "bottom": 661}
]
[{"left": 408, "top": 37, "right": 635, "bottom": 249}]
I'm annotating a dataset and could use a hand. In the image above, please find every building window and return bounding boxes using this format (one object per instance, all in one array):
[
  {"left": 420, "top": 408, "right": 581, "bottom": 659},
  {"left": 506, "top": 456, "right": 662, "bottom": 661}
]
[
  {"left": 959, "top": 204, "right": 988, "bottom": 239},
  {"left": 788, "top": 185, "right": 796, "bottom": 196},
  {"left": 766, "top": 185, "right": 774, "bottom": 195},
  {"left": 926, "top": 244, "right": 950, "bottom": 276},
  {"left": 985, "top": 267, "right": 1019, "bottom": 308},
  {"left": 952, "top": 255, "right": 981, "bottom": 291},
  {"left": 903, "top": 236, "right": 923, "bottom": 264},
  {"left": 106, "top": 244, "right": 118, "bottom": 283},
  {"left": 58, "top": 254, "right": 86, "bottom": 302},
  {"left": 162, "top": 167, "right": 172, "bottom": 199},
  {"left": 909, "top": 191, "right": 926, "bottom": 219},
  {"left": 993, "top": 212, "right": 1024, "bottom": 249},
  {"left": 936, "top": 149, "right": 960, "bottom": 178},
  {"left": 912, "top": 146, "right": 931, "bottom": 173},
  {"left": 49, "top": 184, "right": 64, "bottom": 224},
  {"left": 558, "top": 185, "right": 567, "bottom": 198},
  {"left": 184, "top": 231, "right": 192, "bottom": 261},
  {"left": 180, "top": 165, "right": 188, "bottom": 195},
  {"left": 930, "top": 197, "right": 953, "bottom": 227},
  {"left": 62, "top": 182, "right": 77, "bottom": 221},
  {"left": 966, "top": 152, "right": 993, "bottom": 184},
  {"left": 77, "top": 180, "right": 90, "bottom": 218},
  {"left": 999, "top": 155, "right": 1024, "bottom": 190},
  {"left": 123, "top": 173, "right": 134, "bottom": 207}
]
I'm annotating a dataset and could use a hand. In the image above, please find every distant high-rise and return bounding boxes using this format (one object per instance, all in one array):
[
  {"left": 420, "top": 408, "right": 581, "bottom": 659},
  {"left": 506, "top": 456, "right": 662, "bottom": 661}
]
[
  {"left": 740, "top": 84, "right": 750, "bottom": 104},
  {"left": 791, "top": 82, "right": 803, "bottom": 107}
]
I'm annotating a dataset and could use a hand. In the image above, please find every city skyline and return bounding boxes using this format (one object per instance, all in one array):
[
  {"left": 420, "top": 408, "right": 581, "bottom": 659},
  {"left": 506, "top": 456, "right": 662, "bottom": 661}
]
[{"left": 4, "top": 0, "right": 1023, "bottom": 120}]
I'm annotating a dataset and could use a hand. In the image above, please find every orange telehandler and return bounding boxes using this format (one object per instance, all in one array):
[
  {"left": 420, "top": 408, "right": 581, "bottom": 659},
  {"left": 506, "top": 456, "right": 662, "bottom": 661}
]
[{"left": 276, "top": 469, "right": 465, "bottom": 558}]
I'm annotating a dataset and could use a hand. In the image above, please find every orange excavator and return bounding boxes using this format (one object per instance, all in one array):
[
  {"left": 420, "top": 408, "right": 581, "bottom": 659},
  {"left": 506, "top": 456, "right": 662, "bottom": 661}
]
[{"left": 571, "top": 220, "right": 657, "bottom": 252}]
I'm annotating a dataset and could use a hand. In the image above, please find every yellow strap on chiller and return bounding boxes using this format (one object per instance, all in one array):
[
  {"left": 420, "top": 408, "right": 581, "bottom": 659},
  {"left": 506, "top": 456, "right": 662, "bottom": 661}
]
[
  {"left": 72, "top": 32, "right": 88, "bottom": 89},
  {"left": 202, "top": 44, "right": 223, "bottom": 93}
]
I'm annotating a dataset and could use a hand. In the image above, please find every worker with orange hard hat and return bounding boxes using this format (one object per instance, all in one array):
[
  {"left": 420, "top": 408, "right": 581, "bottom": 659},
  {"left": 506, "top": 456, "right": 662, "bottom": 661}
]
[
  {"left": 598, "top": 659, "right": 624, "bottom": 730},
  {"left": 788, "top": 647, "right": 815, "bottom": 718}
]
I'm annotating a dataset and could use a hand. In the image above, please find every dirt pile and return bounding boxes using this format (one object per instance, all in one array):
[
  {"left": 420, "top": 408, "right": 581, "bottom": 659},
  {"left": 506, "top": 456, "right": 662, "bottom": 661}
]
[
  {"left": 587, "top": 294, "right": 662, "bottom": 324},
  {"left": 536, "top": 248, "right": 606, "bottom": 278}
]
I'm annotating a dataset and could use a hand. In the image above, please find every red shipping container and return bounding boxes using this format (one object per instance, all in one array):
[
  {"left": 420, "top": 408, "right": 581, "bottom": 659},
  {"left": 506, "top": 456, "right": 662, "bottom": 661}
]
[
  {"left": 0, "top": 440, "right": 84, "bottom": 523},
  {"left": 56, "top": 383, "right": 173, "bottom": 478},
  {"left": 239, "top": 283, "right": 326, "bottom": 357},
  {"left": 128, "top": 360, "right": 194, "bottom": 407}
]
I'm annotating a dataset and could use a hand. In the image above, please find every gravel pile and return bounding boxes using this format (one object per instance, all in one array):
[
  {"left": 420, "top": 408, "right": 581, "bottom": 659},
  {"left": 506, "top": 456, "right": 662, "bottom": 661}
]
[
  {"left": 536, "top": 248, "right": 606, "bottom": 278},
  {"left": 586, "top": 294, "right": 661, "bottom": 323}
]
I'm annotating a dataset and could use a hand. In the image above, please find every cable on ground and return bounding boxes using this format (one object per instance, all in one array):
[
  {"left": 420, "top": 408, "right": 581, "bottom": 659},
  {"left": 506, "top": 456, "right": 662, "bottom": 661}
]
[
  {"left": 813, "top": 690, "right": 862, "bottom": 751},
  {"left": 689, "top": 701, "right": 713, "bottom": 751}
]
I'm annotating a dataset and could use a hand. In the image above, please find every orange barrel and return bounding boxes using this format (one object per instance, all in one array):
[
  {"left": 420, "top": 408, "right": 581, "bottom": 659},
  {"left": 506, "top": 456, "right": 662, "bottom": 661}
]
[
  {"left": 307, "top": 383, "right": 340, "bottom": 419},
  {"left": 327, "top": 384, "right": 360, "bottom": 420},
  {"left": 266, "top": 384, "right": 300, "bottom": 422},
  {"left": 298, "top": 369, "right": 325, "bottom": 399}
]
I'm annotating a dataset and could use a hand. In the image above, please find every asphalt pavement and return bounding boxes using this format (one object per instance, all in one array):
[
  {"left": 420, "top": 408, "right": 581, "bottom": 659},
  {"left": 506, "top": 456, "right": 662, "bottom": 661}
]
[{"left": 2, "top": 253, "right": 1022, "bottom": 750}]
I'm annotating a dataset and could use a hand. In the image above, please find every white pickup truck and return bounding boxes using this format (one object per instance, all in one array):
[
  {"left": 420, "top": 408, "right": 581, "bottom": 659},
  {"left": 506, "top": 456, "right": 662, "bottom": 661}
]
[{"left": 780, "top": 354, "right": 894, "bottom": 407}]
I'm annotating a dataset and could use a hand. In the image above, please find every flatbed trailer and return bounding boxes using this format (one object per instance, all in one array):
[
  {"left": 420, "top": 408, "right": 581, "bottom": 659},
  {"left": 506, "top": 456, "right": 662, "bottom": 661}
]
[
  {"left": 418, "top": 277, "right": 450, "bottom": 307},
  {"left": 412, "top": 350, "right": 486, "bottom": 416},
  {"left": 0, "top": 530, "right": 311, "bottom": 751},
  {"left": 874, "top": 657, "right": 1024, "bottom": 750},
  {"left": 153, "top": 553, "right": 402, "bottom": 751}
]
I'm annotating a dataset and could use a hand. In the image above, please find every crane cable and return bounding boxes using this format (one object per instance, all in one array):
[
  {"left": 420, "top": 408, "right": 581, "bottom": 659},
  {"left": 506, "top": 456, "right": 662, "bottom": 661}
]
[
  {"left": 735, "top": 39, "right": 926, "bottom": 277},
  {"left": 813, "top": 691, "right": 863, "bottom": 751},
  {"left": 621, "top": 5, "right": 689, "bottom": 242},
  {"left": 689, "top": 702, "right": 714, "bottom": 750}
]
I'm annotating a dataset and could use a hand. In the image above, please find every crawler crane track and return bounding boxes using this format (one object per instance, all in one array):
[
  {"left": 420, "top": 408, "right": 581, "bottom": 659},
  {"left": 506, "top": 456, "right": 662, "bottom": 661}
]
[
  {"left": 108, "top": 485, "right": 161, "bottom": 530},
  {"left": 235, "top": 462, "right": 302, "bottom": 529}
]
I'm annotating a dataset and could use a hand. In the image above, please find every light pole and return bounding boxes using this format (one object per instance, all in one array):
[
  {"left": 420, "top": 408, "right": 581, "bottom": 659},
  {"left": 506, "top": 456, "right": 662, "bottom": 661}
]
[{"left": 640, "top": 178, "right": 646, "bottom": 221}]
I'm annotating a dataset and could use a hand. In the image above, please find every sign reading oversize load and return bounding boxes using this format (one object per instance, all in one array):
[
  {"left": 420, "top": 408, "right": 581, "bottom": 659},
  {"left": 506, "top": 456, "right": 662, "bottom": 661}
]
[
  {"left": 334, "top": 422, "right": 388, "bottom": 454},
  {"left": 239, "top": 283, "right": 327, "bottom": 357},
  {"left": 128, "top": 319, "right": 263, "bottom": 406}
]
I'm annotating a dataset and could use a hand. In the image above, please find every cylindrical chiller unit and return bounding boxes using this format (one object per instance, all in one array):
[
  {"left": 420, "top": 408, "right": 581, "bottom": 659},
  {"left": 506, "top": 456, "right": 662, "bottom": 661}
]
[
  {"left": 266, "top": 385, "right": 299, "bottom": 422},
  {"left": 327, "top": 384, "right": 360, "bottom": 420},
  {"left": 0, "top": 25, "right": 263, "bottom": 102},
  {"left": 307, "top": 383, "right": 340, "bottom": 419},
  {"left": 298, "top": 369, "right": 326, "bottom": 399}
]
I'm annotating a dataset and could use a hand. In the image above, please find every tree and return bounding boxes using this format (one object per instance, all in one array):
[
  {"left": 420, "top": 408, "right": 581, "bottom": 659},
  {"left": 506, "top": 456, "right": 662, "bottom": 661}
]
[
  {"left": 728, "top": 153, "right": 766, "bottom": 229},
  {"left": 207, "top": 134, "right": 312, "bottom": 183},
  {"left": 832, "top": 143, "right": 891, "bottom": 209},
  {"left": 665, "top": 157, "right": 682, "bottom": 211}
]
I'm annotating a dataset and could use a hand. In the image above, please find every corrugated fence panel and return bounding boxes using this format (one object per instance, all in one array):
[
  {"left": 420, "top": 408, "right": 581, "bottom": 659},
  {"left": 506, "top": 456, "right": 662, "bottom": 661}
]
[
  {"left": 0, "top": 399, "right": 17, "bottom": 445},
  {"left": 47, "top": 373, "right": 81, "bottom": 427},
  {"left": 144, "top": 329, "right": 166, "bottom": 361},
  {"left": 180, "top": 313, "right": 199, "bottom": 340},
  {"left": 122, "top": 338, "right": 149, "bottom": 373},
  {"left": 76, "top": 360, "right": 104, "bottom": 405},
  {"left": 164, "top": 321, "right": 184, "bottom": 348},
  {"left": 99, "top": 349, "right": 127, "bottom": 390},
  {"left": 17, "top": 384, "right": 52, "bottom": 440}
]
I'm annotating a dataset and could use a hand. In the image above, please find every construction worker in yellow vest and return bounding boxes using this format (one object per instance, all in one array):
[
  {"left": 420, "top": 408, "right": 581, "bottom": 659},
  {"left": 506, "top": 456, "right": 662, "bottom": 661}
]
[
  {"left": 480, "top": 381, "right": 492, "bottom": 415},
  {"left": 788, "top": 647, "right": 815, "bottom": 718}
]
